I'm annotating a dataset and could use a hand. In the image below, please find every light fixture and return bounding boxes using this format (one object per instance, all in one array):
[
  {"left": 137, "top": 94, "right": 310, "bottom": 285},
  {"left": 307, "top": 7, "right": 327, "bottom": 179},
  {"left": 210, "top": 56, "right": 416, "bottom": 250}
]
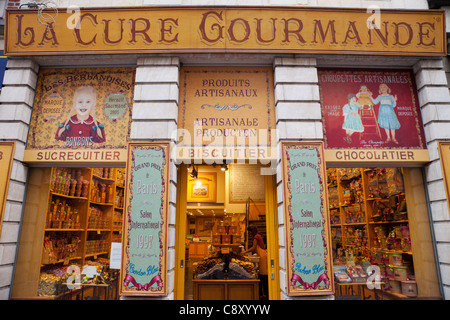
[{"left": 190, "top": 165, "right": 198, "bottom": 179}]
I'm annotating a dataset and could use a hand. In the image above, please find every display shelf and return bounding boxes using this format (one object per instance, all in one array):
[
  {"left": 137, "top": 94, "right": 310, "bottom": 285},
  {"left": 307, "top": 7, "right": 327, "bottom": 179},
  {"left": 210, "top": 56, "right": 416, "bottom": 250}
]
[
  {"left": 38, "top": 167, "right": 123, "bottom": 298},
  {"left": 327, "top": 167, "right": 418, "bottom": 299}
]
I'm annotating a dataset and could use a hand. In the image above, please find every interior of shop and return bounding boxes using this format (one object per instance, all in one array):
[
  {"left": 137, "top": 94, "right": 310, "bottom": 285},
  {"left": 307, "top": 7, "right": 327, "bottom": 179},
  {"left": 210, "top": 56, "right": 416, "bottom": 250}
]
[
  {"left": 10, "top": 163, "right": 440, "bottom": 300},
  {"left": 183, "top": 164, "right": 268, "bottom": 300}
]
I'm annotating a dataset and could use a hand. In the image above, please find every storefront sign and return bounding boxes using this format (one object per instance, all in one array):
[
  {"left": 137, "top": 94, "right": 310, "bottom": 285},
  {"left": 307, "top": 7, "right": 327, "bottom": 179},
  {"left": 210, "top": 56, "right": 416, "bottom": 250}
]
[
  {"left": 281, "top": 141, "right": 334, "bottom": 296},
  {"left": 0, "top": 51, "right": 7, "bottom": 92},
  {"left": 177, "top": 67, "right": 276, "bottom": 162},
  {"left": 0, "top": 142, "right": 15, "bottom": 236},
  {"left": 438, "top": 141, "right": 450, "bottom": 218},
  {"left": 319, "top": 68, "right": 429, "bottom": 165},
  {"left": 24, "top": 67, "right": 135, "bottom": 164},
  {"left": 120, "top": 142, "right": 170, "bottom": 296},
  {"left": 5, "top": 7, "right": 446, "bottom": 56}
]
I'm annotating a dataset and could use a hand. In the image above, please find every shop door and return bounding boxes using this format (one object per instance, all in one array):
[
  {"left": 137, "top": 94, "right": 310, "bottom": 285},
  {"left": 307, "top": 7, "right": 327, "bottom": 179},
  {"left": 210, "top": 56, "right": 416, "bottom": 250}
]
[{"left": 174, "top": 164, "right": 279, "bottom": 300}]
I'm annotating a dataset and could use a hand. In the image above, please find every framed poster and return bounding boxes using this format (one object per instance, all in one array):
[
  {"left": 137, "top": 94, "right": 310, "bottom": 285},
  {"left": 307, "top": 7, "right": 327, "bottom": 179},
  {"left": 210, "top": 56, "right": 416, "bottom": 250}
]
[
  {"left": 187, "top": 172, "right": 217, "bottom": 203},
  {"left": 281, "top": 141, "right": 334, "bottom": 296},
  {"left": 120, "top": 142, "right": 170, "bottom": 296},
  {"left": 24, "top": 67, "right": 135, "bottom": 164},
  {"left": 229, "top": 164, "right": 265, "bottom": 203},
  {"left": 0, "top": 141, "right": 15, "bottom": 236},
  {"left": 438, "top": 141, "right": 450, "bottom": 218},
  {"left": 319, "top": 68, "right": 429, "bottom": 164}
]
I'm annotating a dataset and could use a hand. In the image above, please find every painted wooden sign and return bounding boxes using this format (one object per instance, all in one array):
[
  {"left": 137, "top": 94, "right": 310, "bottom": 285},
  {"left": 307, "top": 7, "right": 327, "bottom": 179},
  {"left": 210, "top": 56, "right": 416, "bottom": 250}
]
[
  {"left": 319, "top": 68, "right": 429, "bottom": 165},
  {"left": 5, "top": 7, "right": 446, "bottom": 57},
  {"left": 281, "top": 141, "right": 334, "bottom": 296},
  {"left": 120, "top": 142, "right": 170, "bottom": 296},
  {"left": 24, "top": 67, "right": 135, "bottom": 164}
]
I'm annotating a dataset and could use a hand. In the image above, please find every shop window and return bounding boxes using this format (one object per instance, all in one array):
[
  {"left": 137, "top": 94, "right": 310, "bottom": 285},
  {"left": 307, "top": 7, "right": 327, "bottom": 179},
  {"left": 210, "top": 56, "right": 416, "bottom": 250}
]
[
  {"left": 329, "top": 167, "right": 441, "bottom": 300},
  {"left": 11, "top": 167, "right": 125, "bottom": 300}
]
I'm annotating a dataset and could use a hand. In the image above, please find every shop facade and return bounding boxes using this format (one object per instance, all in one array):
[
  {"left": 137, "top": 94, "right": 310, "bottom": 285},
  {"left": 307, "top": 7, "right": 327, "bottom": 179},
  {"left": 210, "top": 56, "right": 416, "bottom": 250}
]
[{"left": 0, "top": 1, "right": 449, "bottom": 301}]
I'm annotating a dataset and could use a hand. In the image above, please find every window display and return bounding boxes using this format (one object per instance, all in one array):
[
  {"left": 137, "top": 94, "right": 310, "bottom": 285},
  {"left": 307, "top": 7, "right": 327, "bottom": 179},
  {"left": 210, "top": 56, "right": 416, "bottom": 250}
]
[{"left": 328, "top": 167, "right": 422, "bottom": 299}]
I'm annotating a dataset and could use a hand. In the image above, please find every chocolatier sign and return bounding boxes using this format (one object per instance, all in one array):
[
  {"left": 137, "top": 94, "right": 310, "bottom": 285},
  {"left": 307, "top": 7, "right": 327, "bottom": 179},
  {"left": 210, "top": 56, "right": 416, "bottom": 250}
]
[
  {"left": 319, "top": 68, "right": 429, "bottom": 164},
  {"left": 281, "top": 141, "right": 334, "bottom": 296},
  {"left": 120, "top": 143, "right": 170, "bottom": 296},
  {"left": 5, "top": 7, "right": 446, "bottom": 56}
]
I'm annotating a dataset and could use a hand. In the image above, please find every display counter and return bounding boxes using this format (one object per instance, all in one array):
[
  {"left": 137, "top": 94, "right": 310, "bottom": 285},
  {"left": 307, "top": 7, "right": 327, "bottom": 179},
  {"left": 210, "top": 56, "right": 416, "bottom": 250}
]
[{"left": 193, "top": 279, "right": 259, "bottom": 300}]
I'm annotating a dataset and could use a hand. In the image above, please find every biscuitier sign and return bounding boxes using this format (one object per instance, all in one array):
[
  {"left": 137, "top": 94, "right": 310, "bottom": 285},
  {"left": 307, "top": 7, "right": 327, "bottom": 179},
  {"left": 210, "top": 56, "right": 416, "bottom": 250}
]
[{"left": 24, "top": 67, "right": 135, "bottom": 164}]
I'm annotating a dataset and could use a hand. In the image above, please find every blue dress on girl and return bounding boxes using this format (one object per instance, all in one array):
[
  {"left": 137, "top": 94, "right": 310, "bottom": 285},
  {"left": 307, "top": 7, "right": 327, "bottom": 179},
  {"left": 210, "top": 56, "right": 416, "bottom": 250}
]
[
  {"left": 371, "top": 94, "right": 400, "bottom": 130},
  {"left": 342, "top": 102, "right": 364, "bottom": 132}
]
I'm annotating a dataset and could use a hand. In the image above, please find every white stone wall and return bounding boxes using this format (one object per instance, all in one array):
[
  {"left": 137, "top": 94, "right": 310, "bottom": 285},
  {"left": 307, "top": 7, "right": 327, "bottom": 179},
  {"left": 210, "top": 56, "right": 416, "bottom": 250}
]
[
  {"left": 415, "top": 59, "right": 450, "bottom": 300},
  {"left": 0, "top": 59, "right": 38, "bottom": 300}
]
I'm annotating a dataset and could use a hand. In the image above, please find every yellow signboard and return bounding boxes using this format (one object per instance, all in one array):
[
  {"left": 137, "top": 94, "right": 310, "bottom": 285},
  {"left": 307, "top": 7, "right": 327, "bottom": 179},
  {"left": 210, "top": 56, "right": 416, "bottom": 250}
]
[
  {"left": 438, "top": 141, "right": 450, "bottom": 218},
  {"left": 177, "top": 66, "right": 276, "bottom": 162},
  {"left": 0, "top": 142, "right": 15, "bottom": 236},
  {"left": 5, "top": 7, "right": 446, "bottom": 56}
]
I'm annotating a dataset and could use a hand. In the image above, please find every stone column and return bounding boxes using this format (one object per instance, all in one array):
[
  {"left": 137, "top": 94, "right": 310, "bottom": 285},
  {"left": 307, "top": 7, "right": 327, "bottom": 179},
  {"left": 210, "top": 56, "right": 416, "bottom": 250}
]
[
  {"left": 273, "top": 57, "right": 332, "bottom": 300},
  {"left": 0, "top": 59, "right": 38, "bottom": 299},
  {"left": 123, "top": 56, "right": 180, "bottom": 299},
  {"left": 414, "top": 59, "right": 450, "bottom": 300}
]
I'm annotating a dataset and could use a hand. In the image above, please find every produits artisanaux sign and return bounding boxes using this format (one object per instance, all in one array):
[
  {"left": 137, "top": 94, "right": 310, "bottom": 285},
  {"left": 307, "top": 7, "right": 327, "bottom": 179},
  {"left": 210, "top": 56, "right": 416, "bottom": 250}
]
[
  {"left": 177, "top": 66, "right": 276, "bottom": 162},
  {"left": 120, "top": 142, "right": 170, "bottom": 296},
  {"left": 5, "top": 7, "right": 446, "bottom": 56},
  {"left": 281, "top": 141, "right": 334, "bottom": 296}
]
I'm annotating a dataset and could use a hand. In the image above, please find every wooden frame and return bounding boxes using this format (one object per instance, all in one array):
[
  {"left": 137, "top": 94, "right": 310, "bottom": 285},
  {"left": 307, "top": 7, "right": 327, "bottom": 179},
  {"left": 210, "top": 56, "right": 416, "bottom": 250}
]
[
  {"left": 438, "top": 141, "right": 450, "bottom": 218},
  {"left": 281, "top": 141, "right": 334, "bottom": 296},
  {"left": 187, "top": 172, "right": 217, "bottom": 203},
  {"left": 0, "top": 141, "right": 15, "bottom": 236},
  {"left": 120, "top": 142, "right": 170, "bottom": 296}
]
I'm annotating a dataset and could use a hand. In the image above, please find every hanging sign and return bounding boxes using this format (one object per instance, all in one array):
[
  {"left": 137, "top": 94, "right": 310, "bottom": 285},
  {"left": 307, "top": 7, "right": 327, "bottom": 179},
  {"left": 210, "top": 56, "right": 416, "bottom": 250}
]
[
  {"left": 438, "top": 141, "right": 450, "bottom": 218},
  {"left": 120, "top": 142, "right": 170, "bottom": 296},
  {"left": 24, "top": 67, "right": 135, "bottom": 164},
  {"left": 177, "top": 66, "right": 276, "bottom": 163},
  {"left": 0, "top": 142, "right": 15, "bottom": 237},
  {"left": 319, "top": 68, "right": 429, "bottom": 164},
  {"left": 281, "top": 141, "right": 334, "bottom": 296},
  {"left": 5, "top": 7, "right": 446, "bottom": 56}
]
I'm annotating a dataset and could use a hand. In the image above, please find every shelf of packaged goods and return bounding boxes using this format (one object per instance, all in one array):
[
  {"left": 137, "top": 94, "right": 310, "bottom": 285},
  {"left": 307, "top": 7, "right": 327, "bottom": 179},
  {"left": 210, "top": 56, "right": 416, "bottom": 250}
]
[
  {"left": 369, "top": 220, "right": 409, "bottom": 225},
  {"left": 45, "top": 228, "right": 84, "bottom": 232}
]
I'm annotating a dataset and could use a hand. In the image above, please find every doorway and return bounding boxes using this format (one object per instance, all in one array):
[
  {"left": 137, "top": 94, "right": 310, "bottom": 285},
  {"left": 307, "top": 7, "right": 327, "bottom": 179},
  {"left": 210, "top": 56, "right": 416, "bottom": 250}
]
[{"left": 174, "top": 163, "right": 279, "bottom": 300}]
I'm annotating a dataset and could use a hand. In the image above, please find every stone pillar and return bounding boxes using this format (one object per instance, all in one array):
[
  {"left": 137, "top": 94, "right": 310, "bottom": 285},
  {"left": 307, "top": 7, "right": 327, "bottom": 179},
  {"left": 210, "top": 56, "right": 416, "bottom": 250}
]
[
  {"left": 414, "top": 59, "right": 450, "bottom": 300},
  {"left": 0, "top": 59, "right": 38, "bottom": 299},
  {"left": 123, "top": 56, "right": 180, "bottom": 299},
  {"left": 273, "top": 57, "right": 332, "bottom": 300}
]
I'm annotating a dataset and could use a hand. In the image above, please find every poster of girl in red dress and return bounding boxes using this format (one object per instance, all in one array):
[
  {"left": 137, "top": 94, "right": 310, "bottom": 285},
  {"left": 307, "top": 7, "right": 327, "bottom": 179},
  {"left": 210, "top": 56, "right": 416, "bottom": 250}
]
[
  {"left": 318, "top": 69, "right": 426, "bottom": 150},
  {"left": 26, "top": 68, "right": 135, "bottom": 152}
]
